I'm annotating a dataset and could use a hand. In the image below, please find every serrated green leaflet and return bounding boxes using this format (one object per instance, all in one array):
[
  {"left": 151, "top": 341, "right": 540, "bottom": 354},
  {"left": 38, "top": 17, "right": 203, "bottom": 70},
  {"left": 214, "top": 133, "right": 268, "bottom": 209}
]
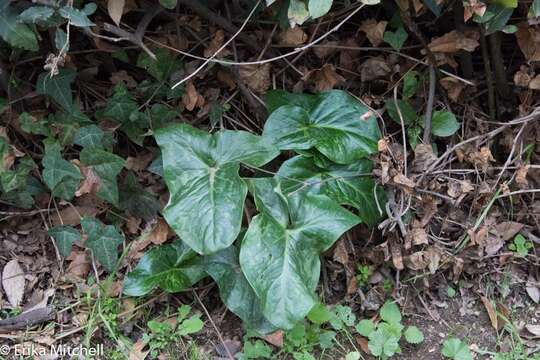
[
  {"left": 42, "top": 141, "right": 82, "bottom": 200},
  {"left": 263, "top": 90, "right": 381, "bottom": 164},
  {"left": 205, "top": 246, "right": 276, "bottom": 334},
  {"left": 277, "top": 155, "right": 384, "bottom": 226},
  {"left": 155, "top": 123, "right": 279, "bottom": 255},
  {"left": 48, "top": 225, "right": 80, "bottom": 257},
  {"left": 80, "top": 148, "right": 124, "bottom": 205},
  {"left": 240, "top": 178, "right": 360, "bottom": 329},
  {"left": 0, "top": 0, "right": 38, "bottom": 50},
  {"left": 81, "top": 217, "right": 123, "bottom": 272},
  {"left": 123, "top": 240, "right": 206, "bottom": 296},
  {"left": 36, "top": 69, "right": 76, "bottom": 112}
]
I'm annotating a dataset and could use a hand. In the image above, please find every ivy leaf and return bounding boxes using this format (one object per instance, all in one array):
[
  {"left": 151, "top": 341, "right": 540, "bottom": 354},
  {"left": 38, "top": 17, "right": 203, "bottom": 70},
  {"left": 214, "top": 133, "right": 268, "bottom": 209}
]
[
  {"left": 383, "top": 26, "right": 408, "bottom": 51},
  {"left": 119, "top": 172, "right": 161, "bottom": 221},
  {"left": 239, "top": 178, "right": 360, "bottom": 329},
  {"left": 204, "top": 246, "right": 276, "bottom": 334},
  {"left": 159, "top": 0, "right": 177, "bottom": 10},
  {"left": 431, "top": 110, "right": 460, "bottom": 137},
  {"left": 42, "top": 141, "right": 82, "bottom": 200},
  {"left": 80, "top": 148, "right": 124, "bottom": 206},
  {"left": 48, "top": 225, "right": 81, "bottom": 257},
  {"left": 81, "top": 218, "right": 123, "bottom": 272},
  {"left": 404, "top": 326, "right": 424, "bottom": 344},
  {"left": 441, "top": 338, "right": 473, "bottom": 360},
  {"left": 308, "top": 0, "right": 333, "bottom": 19},
  {"left": 263, "top": 90, "right": 381, "bottom": 164},
  {"left": 155, "top": 123, "right": 279, "bottom": 255},
  {"left": 36, "top": 69, "right": 76, "bottom": 112},
  {"left": 123, "top": 240, "right": 206, "bottom": 296},
  {"left": 59, "top": 6, "right": 95, "bottom": 27},
  {"left": 103, "top": 83, "right": 139, "bottom": 122},
  {"left": 380, "top": 301, "right": 402, "bottom": 324},
  {"left": 0, "top": 1, "right": 38, "bottom": 50},
  {"left": 137, "top": 48, "right": 182, "bottom": 82},
  {"left": 74, "top": 124, "right": 104, "bottom": 148},
  {"left": 278, "top": 155, "right": 384, "bottom": 227},
  {"left": 17, "top": 6, "right": 54, "bottom": 23}
]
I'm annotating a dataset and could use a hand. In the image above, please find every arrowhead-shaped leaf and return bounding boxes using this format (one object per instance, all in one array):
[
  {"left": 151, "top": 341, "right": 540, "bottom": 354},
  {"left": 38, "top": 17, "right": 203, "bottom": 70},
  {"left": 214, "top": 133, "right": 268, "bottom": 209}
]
[
  {"left": 239, "top": 178, "right": 360, "bottom": 329},
  {"left": 36, "top": 69, "right": 76, "bottom": 112},
  {"left": 123, "top": 240, "right": 206, "bottom": 296},
  {"left": 263, "top": 90, "right": 381, "bottom": 164},
  {"left": 80, "top": 148, "right": 124, "bottom": 205},
  {"left": 155, "top": 123, "right": 279, "bottom": 255},
  {"left": 205, "top": 245, "right": 276, "bottom": 334},
  {"left": 277, "top": 155, "right": 384, "bottom": 226},
  {"left": 48, "top": 225, "right": 81, "bottom": 257},
  {"left": 42, "top": 141, "right": 82, "bottom": 200},
  {"left": 81, "top": 218, "right": 123, "bottom": 272}
]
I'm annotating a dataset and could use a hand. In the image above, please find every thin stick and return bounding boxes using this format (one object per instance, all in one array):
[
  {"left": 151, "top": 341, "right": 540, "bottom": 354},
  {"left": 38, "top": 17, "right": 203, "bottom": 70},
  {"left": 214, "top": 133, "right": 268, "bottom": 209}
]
[
  {"left": 423, "top": 66, "right": 436, "bottom": 144},
  {"left": 393, "top": 86, "right": 408, "bottom": 176}
]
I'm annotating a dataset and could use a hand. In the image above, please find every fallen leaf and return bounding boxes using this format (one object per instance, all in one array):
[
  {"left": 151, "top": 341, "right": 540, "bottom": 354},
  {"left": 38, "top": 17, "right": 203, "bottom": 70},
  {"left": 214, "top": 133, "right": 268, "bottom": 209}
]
[
  {"left": 303, "top": 64, "right": 345, "bottom": 91},
  {"left": 515, "top": 165, "right": 529, "bottom": 188},
  {"left": 393, "top": 173, "right": 416, "bottom": 190},
  {"left": 356, "top": 336, "right": 370, "bottom": 353},
  {"left": 2, "top": 259, "right": 26, "bottom": 308},
  {"left": 359, "top": 57, "right": 391, "bottom": 82},
  {"left": 278, "top": 27, "right": 307, "bottom": 46},
  {"left": 493, "top": 222, "right": 524, "bottom": 241},
  {"left": 514, "top": 66, "right": 532, "bottom": 87},
  {"left": 526, "top": 276, "right": 539, "bottom": 303},
  {"left": 263, "top": 330, "right": 283, "bottom": 347},
  {"left": 215, "top": 340, "right": 242, "bottom": 357},
  {"left": 333, "top": 239, "right": 349, "bottom": 266},
  {"left": 148, "top": 219, "right": 171, "bottom": 245},
  {"left": 107, "top": 0, "right": 125, "bottom": 26},
  {"left": 204, "top": 30, "right": 231, "bottom": 58},
  {"left": 75, "top": 166, "right": 101, "bottom": 197},
  {"left": 526, "top": 324, "right": 540, "bottom": 336},
  {"left": 216, "top": 70, "right": 237, "bottom": 91},
  {"left": 516, "top": 24, "right": 540, "bottom": 62},
  {"left": 428, "top": 30, "right": 479, "bottom": 53},
  {"left": 529, "top": 75, "right": 540, "bottom": 90},
  {"left": 182, "top": 81, "right": 205, "bottom": 111},
  {"left": 125, "top": 152, "right": 154, "bottom": 172},
  {"left": 440, "top": 77, "right": 465, "bottom": 102},
  {"left": 313, "top": 40, "right": 339, "bottom": 59},
  {"left": 66, "top": 251, "right": 91, "bottom": 279},
  {"left": 129, "top": 339, "right": 149, "bottom": 360},
  {"left": 359, "top": 19, "right": 387, "bottom": 47},
  {"left": 238, "top": 63, "right": 271, "bottom": 94},
  {"left": 480, "top": 296, "right": 497, "bottom": 330},
  {"left": 463, "top": 0, "right": 486, "bottom": 22}
]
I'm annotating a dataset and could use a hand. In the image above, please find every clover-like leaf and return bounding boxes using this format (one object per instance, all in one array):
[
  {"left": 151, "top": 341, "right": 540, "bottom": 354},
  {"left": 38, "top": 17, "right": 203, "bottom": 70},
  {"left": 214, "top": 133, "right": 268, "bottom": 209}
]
[
  {"left": 81, "top": 218, "right": 123, "bottom": 272},
  {"left": 48, "top": 225, "right": 81, "bottom": 257},
  {"left": 263, "top": 90, "right": 381, "bottom": 164},
  {"left": 123, "top": 240, "right": 206, "bottom": 296},
  {"left": 204, "top": 245, "right": 275, "bottom": 334},
  {"left": 239, "top": 178, "right": 360, "bottom": 329},
  {"left": 278, "top": 155, "right": 384, "bottom": 226},
  {"left": 155, "top": 123, "right": 279, "bottom": 255},
  {"left": 80, "top": 148, "right": 124, "bottom": 206}
]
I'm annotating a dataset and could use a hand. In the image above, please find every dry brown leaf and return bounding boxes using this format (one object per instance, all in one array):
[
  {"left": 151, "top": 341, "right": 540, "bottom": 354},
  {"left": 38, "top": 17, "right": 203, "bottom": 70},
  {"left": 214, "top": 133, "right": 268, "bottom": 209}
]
[
  {"left": 516, "top": 24, "right": 540, "bottom": 62},
  {"left": 525, "top": 324, "right": 540, "bottom": 336},
  {"left": 468, "top": 146, "right": 495, "bottom": 171},
  {"left": 238, "top": 63, "right": 271, "bottom": 94},
  {"left": 359, "top": 57, "right": 391, "bottom": 82},
  {"left": 426, "top": 246, "right": 442, "bottom": 274},
  {"left": 75, "top": 166, "right": 101, "bottom": 197},
  {"left": 216, "top": 70, "right": 237, "bottom": 91},
  {"left": 129, "top": 339, "right": 149, "bottom": 360},
  {"left": 303, "top": 64, "right": 345, "bottom": 91},
  {"left": 126, "top": 216, "right": 141, "bottom": 234},
  {"left": 52, "top": 206, "right": 98, "bottom": 226},
  {"left": 263, "top": 330, "right": 283, "bottom": 347},
  {"left": 356, "top": 336, "right": 370, "bottom": 353},
  {"left": 182, "top": 81, "right": 205, "bottom": 111},
  {"left": 378, "top": 138, "right": 389, "bottom": 153},
  {"left": 333, "top": 239, "right": 349, "bottom": 266},
  {"left": 440, "top": 76, "right": 465, "bottom": 102},
  {"left": 463, "top": 0, "right": 486, "bottom": 22},
  {"left": 2, "top": 260, "right": 25, "bottom": 307},
  {"left": 526, "top": 276, "right": 539, "bottom": 303},
  {"left": 391, "top": 242, "right": 404, "bottom": 270},
  {"left": 66, "top": 251, "right": 91, "bottom": 279},
  {"left": 125, "top": 152, "right": 154, "bottom": 172},
  {"left": 107, "top": 0, "right": 125, "bottom": 26},
  {"left": 412, "top": 144, "right": 437, "bottom": 172},
  {"left": 515, "top": 165, "right": 529, "bottom": 188},
  {"left": 313, "top": 40, "right": 339, "bottom": 59},
  {"left": 410, "top": 227, "right": 428, "bottom": 246},
  {"left": 493, "top": 222, "right": 524, "bottom": 241},
  {"left": 404, "top": 251, "right": 429, "bottom": 271},
  {"left": 428, "top": 30, "right": 479, "bottom": 53},
  {"left": 204, "top": 30, "right": 231, "bottom": 58},
  {"left": 359, "top": 19, "right": 387, "bottom": 47},
  {"left": 529, "top": 75, "right": 540, "bottom": 90},
  {"left": 514, "top": 67, "right": 532, "bottom": 87},
  {"left": 480, "top": 296, "right": 497, "bottom": 330},
  {"left": 110, "top": 70, "right": 137, "bottom": 89},
  {"left": 278, "top": 27, "right": 307, "bottom": 46},
  {"left": 148, "top": 219, "right": 171, "bottom": 245},
  {"left": 393, "top": 173, "right": 416, "bottom": 190}
]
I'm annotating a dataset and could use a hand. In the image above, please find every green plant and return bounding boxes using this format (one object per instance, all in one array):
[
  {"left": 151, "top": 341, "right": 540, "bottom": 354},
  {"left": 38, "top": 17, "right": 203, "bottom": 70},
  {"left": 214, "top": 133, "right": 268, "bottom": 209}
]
[
  {"left": 142, "top": 305, "right": 203, "bottom": 358},
  {"left": 123, "top": 90, "right": 386, "bottom": 332},
  {"left": 508, "top": 234, "right": 533, "bottom": 257},
  {"left": 441, "top": 338, "right": 473, "bottom": 360},
  {"left": 356, "top": 301, "right": 423, "bottom": 359},
  {"left": 356, "top": 264, "right": 371, "bottom": 287}
]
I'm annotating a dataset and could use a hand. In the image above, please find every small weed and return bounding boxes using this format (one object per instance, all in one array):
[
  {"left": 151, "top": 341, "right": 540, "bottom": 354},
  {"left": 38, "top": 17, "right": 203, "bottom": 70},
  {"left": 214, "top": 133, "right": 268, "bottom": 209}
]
[
  {"left": 441, "top": 338, "right": 472, "bottom": 360},
  {"left": 356, "top": 264, "right": 371, "bottom": 287},
  {"left": 508, "top": 234, "right": 533, "bottom": 257}
]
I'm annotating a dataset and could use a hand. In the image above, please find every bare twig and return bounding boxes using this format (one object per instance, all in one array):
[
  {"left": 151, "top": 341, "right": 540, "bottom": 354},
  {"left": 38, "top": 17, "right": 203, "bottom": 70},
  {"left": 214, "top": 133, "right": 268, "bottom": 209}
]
[{"left": 423, "top": 66, "right": 436, "bottom": 144}]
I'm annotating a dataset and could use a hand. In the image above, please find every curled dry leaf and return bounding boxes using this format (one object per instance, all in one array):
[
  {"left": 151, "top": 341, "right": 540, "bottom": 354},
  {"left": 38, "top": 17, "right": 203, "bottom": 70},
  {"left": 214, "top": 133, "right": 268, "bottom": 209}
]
[
  {"left": 2, "top": 259, "right": 26, "bottom": 308},
  {"left": 359, "top": 57, "right": 391, "bottom": 82},
  {"left": 148, "top": 218, "right": 171, "bottom": 245},
  {"left": 75, "top": 166, "right": 101, "bottom": 197},
  {"left": 516, "top": 24, "right": 540, "bottom": 62},
  {"left": 238, "top": 63, "right": 271, "bottom": 94},
  {"left": 359, "top": 19, "right": 387, "bottom": 47},
  {"left": 412, "top": 144, "right": 437, "bottom": 172},
  {"left": 107, "top": 0, "right": 125, "bottom": 26},
  {"left": 480, "top": 296, "right": 497, "bottom": 330},
  {"left": 182, "top": 81, "right": 205, "bottom": 111},
  {"left": 528, "top": 75, "right": 540, "bottom": 90},
  {"left": 514, "top": 66, "right": 532, "bottom": 87},
  {"left": 129, "top": 339, "right": 149, "bottom": 360},
  {"left": 440, "top": 76, "right": 465, "bottom": 102},
  {"left": 303, "top": 64, "right": 345, "bottom": 91},
  {"left": 428, "top": 30, "right": 480, "bottom": 53},
  {"left": 278, "top": 27, "right": 307, "bottom": 46},
  {"left": 393, "top": 173, "right": 416, "bottom": 190},
  {"left": 515, "top": 165, "right": 529, "bottom": 188}
]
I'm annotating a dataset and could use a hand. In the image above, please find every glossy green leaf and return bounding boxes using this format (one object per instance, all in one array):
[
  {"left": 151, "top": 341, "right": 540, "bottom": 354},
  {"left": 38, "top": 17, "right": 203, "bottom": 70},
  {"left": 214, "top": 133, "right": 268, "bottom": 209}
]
[
  {"left": 240, "top": 178, "right": 360, "bottom": 329},
  {"left": 385, "top": 99, "right": 417, "bottom": 125},
  {"left": 103, "top": 84, "right": 138, "bottom": 122},
  {"left": 36, "top": 69, "right": 76, "bottom": 112},
  {"left": 48, "top": 225, "right": 81, "bottom": 257},
  {"left": 123, "top": 240, "right": 206, "bottom": 296},
  {"left": 263, "top": 90, "right": 381, "bottom": 164},
  {"left": 155, "top": 123, "right": 279, "bottom": 255},
  {"left": 277, "top": 155, "right": 384, "bottom": 226},
  {"left": 492, "top": 0, "right": 517, "bottom": 8},
  {"left": 0, "top": 0, "right": 38, "bottom": 50},
  {"left": 431, "top": 110, "right": 460, "bottom": 137},
  {"left": 266, "top": 90, "right": 318, "bottom": 114},
  {"left": 81, "top": 217, "right": 123, "bottom": 272},
  {"left": 74, "top": 124, "right": 104, "bottom": 148},
  {"left": 80, "top": 148, "right": 124, "bottom": 206},
  {"left": 205, "top": 246, "right": 275, "bottom": 334},
  {"left": 42, "top": 141, "right": 82, "bottom": 200},
  {"left": 59, "top": 6, "right": 95, "bottom": 27},
  {"left": 308, "top": 0, "right": 333, "bottom": 19},
  {"left": 17, "top": 6, "right": 54, "bottom": 23},
  {"left": 383, "top": 26, "right": 408, "bottom": 51},
  {"left": 478, "top": 5, "right": 513, "bottom": 34}
]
